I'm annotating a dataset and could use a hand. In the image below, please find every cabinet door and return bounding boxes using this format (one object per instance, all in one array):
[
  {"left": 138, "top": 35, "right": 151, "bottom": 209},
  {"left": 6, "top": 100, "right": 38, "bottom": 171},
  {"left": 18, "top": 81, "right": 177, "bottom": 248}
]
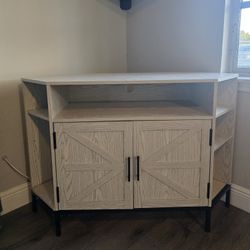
[
  {"left": 55, "top": 122, "right": 133, "bottom": 210},
  {"left": 134, "top": 120, "right": 211, "bottom": 208}
]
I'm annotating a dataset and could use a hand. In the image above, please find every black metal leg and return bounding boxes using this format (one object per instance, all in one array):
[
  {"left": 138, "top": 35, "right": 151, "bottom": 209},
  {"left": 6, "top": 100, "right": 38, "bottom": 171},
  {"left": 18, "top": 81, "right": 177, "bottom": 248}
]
[
  {"left": 32, "top": 193, "right": 37, "bottom": 213},
  {"left": 225, "top": 188, "right": 231, "bottom": 208},
  {"left": 205, "top": 207, "right": 212, "bottom": 232},
  {"left": 54, "top": 212, "right": 61, "bottom": 237}
]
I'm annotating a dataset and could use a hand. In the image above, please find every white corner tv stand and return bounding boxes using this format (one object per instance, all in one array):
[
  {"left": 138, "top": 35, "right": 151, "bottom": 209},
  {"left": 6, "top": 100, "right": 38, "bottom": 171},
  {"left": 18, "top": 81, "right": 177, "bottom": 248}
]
[{"left": 22, "top": 73, "right": 238, "bottom": 236}]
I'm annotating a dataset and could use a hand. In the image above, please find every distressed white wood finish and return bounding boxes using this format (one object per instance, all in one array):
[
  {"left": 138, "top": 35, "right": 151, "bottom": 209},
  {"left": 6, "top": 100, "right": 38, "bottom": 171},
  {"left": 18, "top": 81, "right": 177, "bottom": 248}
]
[
  {"left": 211, "top": 78, "right": 238, "bottom": 200},
  {"left": 189, "top": 83, "right": 215, "bottom": 114},
  {"left": 214, "top": 140, "right": 233, "bottom": 184},
  {"left": 214, "top": 136, "right": 233, "bottom": 152},
  {"left": 23, "top": 83, "right": 48, "bottom": 108},
  {"left": 28, "top": 109, "right": 49, "bottom": 121},
  {"left": 47, "top": 83, "right": 216, "bottom": 120},
  {"left": 216, "top": 112, "right": 234, "bottom": 144},
  {"left": 22, "top": 73, "right": 238, "bottom": 86},
  {"left": 33, "top": 180, "right": 54, "bottom": 209},
  {"left": 46, "top": 85, "right": 64, "bottom": 211},
  {"left": 22, "top": 73, "right": 238, "bottom": 211},
  {"left": 212, "top": 179, "right": 226, "bottom": 199},
  {"left": 217, "top": 79, "right": 238, "bottom": 110},
  {"left": 134, "top": 120, "right": 211, "bottom": 208},
  {"left": 216, "top": 107, "right": 231, "bottom": 118},
  {"left": 54, "top": 101, "right": 212, "bottom": 122},
  {"left": 66, "top": 84, "right": 192, "bottom": 103},
  {"left": 54, "top": 122, "right": 133, "bottom": 210},
  {"left": 23, "top": 84, "right": 52, "bottom": 188},
  {"left": 49, "top": 86, "right": 68, "bottom": 119}
]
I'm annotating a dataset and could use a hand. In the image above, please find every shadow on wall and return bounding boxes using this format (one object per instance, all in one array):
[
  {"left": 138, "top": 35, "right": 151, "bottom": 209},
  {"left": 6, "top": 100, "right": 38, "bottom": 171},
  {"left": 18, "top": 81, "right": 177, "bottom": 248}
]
[
  {"left": 0, "top": 80, "right": 30, "bottom": 191},
  {"left": 97, "top": 0, "right": 156, "bottom": 12},
  {"left": 97, "top": 0, "right": 125, "bottom": 12}
]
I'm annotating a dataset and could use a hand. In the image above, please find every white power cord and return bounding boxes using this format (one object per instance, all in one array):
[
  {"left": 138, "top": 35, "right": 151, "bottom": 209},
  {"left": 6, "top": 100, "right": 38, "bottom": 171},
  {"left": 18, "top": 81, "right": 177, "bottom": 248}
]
[{"left": 1, "top": 155, "right": 30, "bottom": 181}]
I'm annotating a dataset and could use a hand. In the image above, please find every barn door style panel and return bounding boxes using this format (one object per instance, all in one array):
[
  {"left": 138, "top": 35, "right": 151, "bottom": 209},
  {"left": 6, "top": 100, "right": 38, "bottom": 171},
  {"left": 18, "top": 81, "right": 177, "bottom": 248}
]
[
  {"left": 54, "top": 122, "right": 133, "bottom": 210},
  {"left": 134, "top": 120, "right": 211, "bottom": 208}
]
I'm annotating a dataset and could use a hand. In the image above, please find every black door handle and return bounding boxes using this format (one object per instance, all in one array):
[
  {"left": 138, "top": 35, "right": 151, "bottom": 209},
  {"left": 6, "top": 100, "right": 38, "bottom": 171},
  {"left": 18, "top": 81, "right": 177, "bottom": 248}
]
[
  {"left": 127, "top": 157, "right": 131, "bottom": 182},
  {"left": 137, "top": 156, "right": 140, "bottom": 181}
]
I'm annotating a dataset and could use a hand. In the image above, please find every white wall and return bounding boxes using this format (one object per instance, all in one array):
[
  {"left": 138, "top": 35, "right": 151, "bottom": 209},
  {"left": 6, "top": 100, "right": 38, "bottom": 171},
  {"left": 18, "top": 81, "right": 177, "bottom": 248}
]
[
  {"left": 0, "top": 0, "right": 127, "bottom": 192},
  {"left": 222, "top": 0, "right": 250, "bottom": 191},
  {"left": 127, "top": 0, "right": 225, "bottom": 72},
  {"left": 0, "top": 0, "right": 249, "bottom": 204},
  {"left": 233, "top": 86, "right": 250, "bottom": 190},
  {"left": 126, "top": 0, "right": 250, "bottom": 192}
]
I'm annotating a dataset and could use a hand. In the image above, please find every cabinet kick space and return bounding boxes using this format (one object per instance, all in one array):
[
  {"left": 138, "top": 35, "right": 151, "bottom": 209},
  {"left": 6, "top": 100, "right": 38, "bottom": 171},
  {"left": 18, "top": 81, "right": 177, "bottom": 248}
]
[{"left": 22, "top": 73, "right": 238, "bottom": 235}]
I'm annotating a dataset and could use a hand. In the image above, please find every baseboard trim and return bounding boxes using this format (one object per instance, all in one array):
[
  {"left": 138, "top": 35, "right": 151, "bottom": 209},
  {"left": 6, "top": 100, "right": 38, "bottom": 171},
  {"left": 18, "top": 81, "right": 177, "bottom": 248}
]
[
  {"left": 231, "top": 184, "right": 250, "bottom": 213},
  {"left": 0, "top": 183, "right": 31, "bottom": 215}
]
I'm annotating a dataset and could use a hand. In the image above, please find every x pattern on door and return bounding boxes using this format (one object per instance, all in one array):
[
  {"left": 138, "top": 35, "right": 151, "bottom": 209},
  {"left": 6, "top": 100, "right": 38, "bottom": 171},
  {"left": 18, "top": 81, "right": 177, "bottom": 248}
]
[
  {"left": 135, "top": 121, "right": 209, "bottom": 208},
  {"left": 55, "top": 123, "right": 132, "bottom": 209}
]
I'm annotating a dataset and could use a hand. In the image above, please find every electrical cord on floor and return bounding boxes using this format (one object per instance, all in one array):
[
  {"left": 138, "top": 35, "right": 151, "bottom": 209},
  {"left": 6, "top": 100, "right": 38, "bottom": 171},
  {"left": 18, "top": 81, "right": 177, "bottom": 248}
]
[{"left": 1, "top": 155, "right": 30, "bottom": 182}]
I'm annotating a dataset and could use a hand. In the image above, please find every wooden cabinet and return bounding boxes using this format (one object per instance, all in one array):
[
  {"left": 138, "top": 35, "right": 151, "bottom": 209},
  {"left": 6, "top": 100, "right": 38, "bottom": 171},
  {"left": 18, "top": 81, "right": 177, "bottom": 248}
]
[
  {"left": 54, "top": 120, "right": 211, "bottom": 210},
  {"left": 22, "top": 73, "right": 238, "bottom": 235},
  {"left": 55, "top": 122, "right": 133, "bottom": 210},
  {"left": 134, "top": 120, "right": 211, "bottom": 208}
]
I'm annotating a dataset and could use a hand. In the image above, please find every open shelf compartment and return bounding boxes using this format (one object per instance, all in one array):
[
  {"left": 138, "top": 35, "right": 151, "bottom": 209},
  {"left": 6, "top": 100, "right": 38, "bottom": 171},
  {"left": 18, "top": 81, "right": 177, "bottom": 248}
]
[
  {"left": 214, "top": 136, "right": 233, "bottom": 151},
  {"left": 28, "top": 109, "right": 49, "bottom": 121},
  {"left": 49, "top": 83, "right": 215, "bottom": 122},
  {"left": 215, "top": 109, "right": 234, "bottom": 151},
  {"left": 24, "top": 113, "right": 56, "bottom": 210},
  {"left": 54, "top": 101, "right": 212, "bottom": 122},
  {"left": 23, "top": 82, "right": 49, "bottom": 122},
  {"left": 212, "top": 138, "right": 233, "bottom": 201},
  {"left": 216, "top": 107, "right": 231, "bottom": 119},
  {"left": 33, "top": 180, "right": 55, "bottom": 209},
  {"left": 211, "top": 79, "right": 237, "bottom": 205},
  {"left": 212, "top": 179, "right": 227, "bottom": 199}
]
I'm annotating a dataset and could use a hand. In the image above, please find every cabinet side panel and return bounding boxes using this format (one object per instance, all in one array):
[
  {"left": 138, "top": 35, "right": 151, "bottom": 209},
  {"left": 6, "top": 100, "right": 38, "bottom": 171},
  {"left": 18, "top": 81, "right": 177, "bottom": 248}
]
[
  {"left": 214, "top": 140, "right": 233, "bottom": 183},
  {"left": 23, "top": 84, "right": 52, "bottom": 187},
  {"left": 214, "top": 79, "right": 238, "bottom": 184},
  {"left": 217, "top": 79, "right": 238, "bottom": 110}
]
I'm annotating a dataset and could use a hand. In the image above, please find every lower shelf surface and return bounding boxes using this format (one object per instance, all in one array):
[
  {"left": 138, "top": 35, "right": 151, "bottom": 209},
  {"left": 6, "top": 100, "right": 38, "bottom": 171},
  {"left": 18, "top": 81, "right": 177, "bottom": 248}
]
[
  {"left": 212, "top": 179, "right": 226, "bottom": 199},
  {"left": 33, "top": 180, "right": 55, "bottom": 210}
]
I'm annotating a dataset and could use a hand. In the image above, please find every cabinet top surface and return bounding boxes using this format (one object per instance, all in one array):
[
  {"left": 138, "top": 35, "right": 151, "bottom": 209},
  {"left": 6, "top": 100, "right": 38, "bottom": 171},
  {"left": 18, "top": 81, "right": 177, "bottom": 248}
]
[{"left": 22, "top": 72, "right": 238, "bottom": 86}]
